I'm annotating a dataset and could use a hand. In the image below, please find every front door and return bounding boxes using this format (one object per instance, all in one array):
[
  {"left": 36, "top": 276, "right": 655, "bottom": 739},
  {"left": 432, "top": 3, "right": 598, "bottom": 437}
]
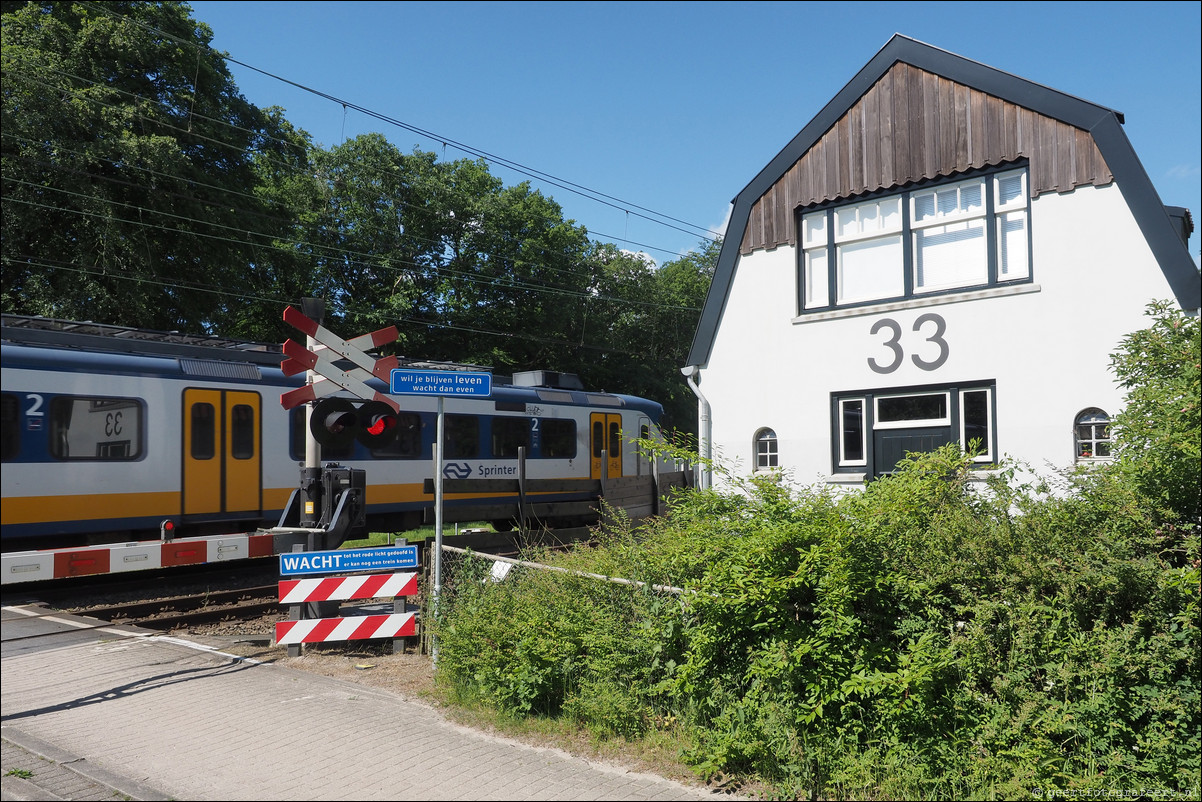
[
  {"left": 872, "top": 426, "right": 954, "bottom": 477},
  {"left": 589, "top": 412, "right": 623, "bottom": 480},
  {"left": 182, "top": 389, "right": 262, "bottom": 516}
]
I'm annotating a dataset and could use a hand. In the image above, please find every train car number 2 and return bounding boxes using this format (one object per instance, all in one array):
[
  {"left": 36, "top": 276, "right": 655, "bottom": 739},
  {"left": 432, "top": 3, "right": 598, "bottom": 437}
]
[{"left": 867, "top": 313, "right": 949, "bottom": 374}]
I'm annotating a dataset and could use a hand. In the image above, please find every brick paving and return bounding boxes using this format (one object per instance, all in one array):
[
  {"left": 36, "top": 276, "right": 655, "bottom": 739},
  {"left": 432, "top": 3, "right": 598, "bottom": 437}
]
[{"left": 1, "top": 616, "right": 737, "bottom": 801}]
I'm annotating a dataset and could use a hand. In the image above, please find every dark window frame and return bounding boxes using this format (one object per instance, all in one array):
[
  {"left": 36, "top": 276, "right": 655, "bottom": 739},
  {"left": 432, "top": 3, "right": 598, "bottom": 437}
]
[{"left": 831, "top": 380, "right": 996, "bottom": 476}]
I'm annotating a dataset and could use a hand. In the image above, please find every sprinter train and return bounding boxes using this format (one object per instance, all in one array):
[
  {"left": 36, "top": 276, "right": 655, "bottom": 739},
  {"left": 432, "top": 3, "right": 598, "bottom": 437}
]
[{"left": 1, "top": 315, "right": 675, "bottom": 552}]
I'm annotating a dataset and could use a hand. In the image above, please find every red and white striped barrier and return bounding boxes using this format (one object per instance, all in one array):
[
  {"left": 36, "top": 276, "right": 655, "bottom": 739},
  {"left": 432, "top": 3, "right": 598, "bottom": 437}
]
[
  {"left": 274, "top": 612, "right": 416, "bottom": 645},
  {"left": 278, "top": 572, "right": 417, "bottom": 603},
  {"left": 2, "top": 533, "right": 276, "bottom": 584}
]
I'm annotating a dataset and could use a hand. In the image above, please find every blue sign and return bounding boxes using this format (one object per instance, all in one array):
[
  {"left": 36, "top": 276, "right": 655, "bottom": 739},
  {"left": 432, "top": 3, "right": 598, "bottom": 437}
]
[
  {"left": 391, "top": 369, "right": 492, "bottom": 397},
  {"left": 279, "top": 545, "right": 419, "bottom": 576}
]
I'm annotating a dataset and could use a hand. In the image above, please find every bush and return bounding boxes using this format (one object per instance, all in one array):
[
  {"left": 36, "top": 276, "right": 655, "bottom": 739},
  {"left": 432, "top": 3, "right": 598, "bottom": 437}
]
[{"left": 432, "top": 305, "right": 1200, "bottom": 799}]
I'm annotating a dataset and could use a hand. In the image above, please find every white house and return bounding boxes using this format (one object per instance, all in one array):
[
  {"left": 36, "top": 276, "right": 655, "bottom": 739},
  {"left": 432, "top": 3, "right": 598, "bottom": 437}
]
[{"left": 683, "top": 35, "right": 1200, "bottom": 488}]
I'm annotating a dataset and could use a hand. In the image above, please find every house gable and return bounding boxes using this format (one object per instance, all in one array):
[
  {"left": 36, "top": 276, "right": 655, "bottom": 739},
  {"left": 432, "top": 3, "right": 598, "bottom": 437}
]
[
  {"left": 686, "top": 34, "right": 1201, "bottom": 368},
  {"left": 740, "top": 61, "right": 1114, "bottom": 255}
]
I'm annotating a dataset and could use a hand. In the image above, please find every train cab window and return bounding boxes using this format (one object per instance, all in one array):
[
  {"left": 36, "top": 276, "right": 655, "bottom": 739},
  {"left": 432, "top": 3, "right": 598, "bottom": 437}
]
[
  {"left": 1, "top": 394, "right": 18, "bottom": 461},
  {"left": 492, "top": 416, "right": 531, "bottom": 458},
  {"left": 445, "top": 414, "right": 479, "bottom": 459},
  {"left": 230, "top": 404, "right": 255, "bottom": 459},
  {"left": 49, "top": 396, "right": 143, "bottom": 460},
  {"left": 191, "top": 403, "right": 216, "bottom": 460},
  {"left": 371, "top": 412, "right": 423, "bottom": 458},
  {"left": 541, "top": 419, "right": 576, "bottom": 459}
]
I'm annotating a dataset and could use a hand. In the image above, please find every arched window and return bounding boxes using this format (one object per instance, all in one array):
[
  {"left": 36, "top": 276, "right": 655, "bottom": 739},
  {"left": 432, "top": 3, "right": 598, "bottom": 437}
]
[
  {"left": 754, "top": 428, "right": 778, "bottom": 470},
  {"left": 1074, "top": 408, "right": 1111, "bottom": 461}
]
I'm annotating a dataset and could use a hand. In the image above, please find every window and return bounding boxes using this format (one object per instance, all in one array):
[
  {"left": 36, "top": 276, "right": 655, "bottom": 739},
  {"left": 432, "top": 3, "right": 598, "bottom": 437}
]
[
  {"left": 833, "top": 382, "right": 995, "bottom": 476},
  {"left": 1, "top": 394, "right": 18, "bottom": 461},
  {"left": 800, "top": 168, "right": 1029, "bottom": 312},
  {"left": 191, "top": 403, "right": 216, "bottom": 460},
  {"left": 540, "top": 419, "right": 576, "bottom": 459},
  {"left": 49, "top": 396, "right": 143, "bottom": 460},
  {"left": 491, "top": 416, "right": 531, "bottom": 458},
  {"left": 445, "top": 415, "right": 480, "bottom": 459},
  {"left": 1074, "top": 408, "right": 1111, "bottom": 461},
  {"left": 230, "top": 404, "right": 255, "bottom": 459},
  {"left": 754, "top": 428, "right": 778, "bottom": 470}
]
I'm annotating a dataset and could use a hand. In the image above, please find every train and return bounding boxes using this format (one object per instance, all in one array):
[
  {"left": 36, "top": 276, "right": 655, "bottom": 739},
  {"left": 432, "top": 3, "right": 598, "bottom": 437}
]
[{"left": 1, "top": 315, "right": 679, "bottom": 552}]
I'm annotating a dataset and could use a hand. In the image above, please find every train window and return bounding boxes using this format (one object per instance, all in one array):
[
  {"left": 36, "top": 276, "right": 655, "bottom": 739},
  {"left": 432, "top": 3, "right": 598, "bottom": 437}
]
[
  {"left": 1, "top": 394, "right": 18, "bottom": 461},
  {"left": 592, "top": 421, "right": 604, "bottom": 458},
  {"left": 541, "top": 419, "right": 576, "bottom": 459},
  {"left": 445, "top": 414, "right": 479, "bottom": 459},
  {"left": 231, "top": 404, "right": 255, "bottom": 459},
  {"left": 49, "top": 396, "right": 143, "bottom": 460},
  {"left": 191, "top": 403, "right": 216, "bottom": 460},
  {"left": 289, "top": 408, "right": 353, "bottom": 461},
  {"left": 492, "top": 416, "right": 531, "bottom": 458},
  {"left": 609, "top": 421, "right": 621, "bottom": 457},
  {"left": 371, "top": 412, "right": 423, "bottom": 458}
]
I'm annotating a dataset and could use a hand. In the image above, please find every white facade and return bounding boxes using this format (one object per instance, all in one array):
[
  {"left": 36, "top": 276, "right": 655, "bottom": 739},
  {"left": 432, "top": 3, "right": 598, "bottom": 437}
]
[{"left": 685, "top": 37, "right": 1200, "bottom": 489}]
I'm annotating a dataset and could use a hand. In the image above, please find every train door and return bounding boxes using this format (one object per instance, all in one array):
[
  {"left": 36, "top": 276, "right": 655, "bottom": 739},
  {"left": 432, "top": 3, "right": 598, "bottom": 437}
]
[
  {"left": 636, "top": 416, "right": 652, "bottom": 476},
  {"left": 182, "top": 389, "right": 262, "bottom": 517},
  {"left": 589, "top": 412, "right": 622, "bottom": 480}
]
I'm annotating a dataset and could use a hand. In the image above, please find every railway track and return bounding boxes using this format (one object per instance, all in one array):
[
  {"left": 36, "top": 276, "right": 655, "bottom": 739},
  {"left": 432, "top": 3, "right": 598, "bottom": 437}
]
[{"left": 75, "top": 584, "right": 281, "bottom": 630}]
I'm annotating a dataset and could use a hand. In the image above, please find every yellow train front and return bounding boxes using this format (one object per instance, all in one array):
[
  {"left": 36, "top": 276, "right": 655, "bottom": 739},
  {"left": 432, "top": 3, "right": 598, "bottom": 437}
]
[{"left": 0, "top": 316, "right": 674, "bottom": 553}]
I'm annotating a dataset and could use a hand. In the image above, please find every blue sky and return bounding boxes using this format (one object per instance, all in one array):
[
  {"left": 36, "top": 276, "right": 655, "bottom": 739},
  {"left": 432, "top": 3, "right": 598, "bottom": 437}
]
[{"left": 188, "top": 1, "right": 1201, "bottom": 265}]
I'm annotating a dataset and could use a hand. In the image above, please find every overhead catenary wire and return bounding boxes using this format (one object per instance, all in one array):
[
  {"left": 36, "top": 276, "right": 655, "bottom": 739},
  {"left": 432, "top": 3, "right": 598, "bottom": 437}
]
[
  {"left": 3, "top": 5, "right": 715, "bottom": 362},
  {"left": 89, "top": 3, "right": 721, "bottom": 248},
  {"left": 1, "top": 63, "right": 709, "bottom": 288}
]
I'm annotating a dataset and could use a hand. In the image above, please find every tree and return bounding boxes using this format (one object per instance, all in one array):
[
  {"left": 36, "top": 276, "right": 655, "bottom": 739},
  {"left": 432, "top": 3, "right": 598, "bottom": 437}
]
[
  {"left": 1109, "top": 299, "right": 1201, "bottom": 522},
  {"left": 1, "top": 0, "right": 304, "bottom": 334}
]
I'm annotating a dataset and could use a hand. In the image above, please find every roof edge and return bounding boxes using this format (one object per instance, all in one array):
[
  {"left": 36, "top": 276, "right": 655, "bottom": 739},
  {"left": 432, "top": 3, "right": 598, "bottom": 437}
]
[{"left": 685, "top": 35, "right": 1198, "bottom": 368}]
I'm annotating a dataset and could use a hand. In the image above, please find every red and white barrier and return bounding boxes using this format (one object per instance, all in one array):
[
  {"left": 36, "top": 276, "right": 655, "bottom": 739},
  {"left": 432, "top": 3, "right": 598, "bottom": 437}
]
[
  {"left": 279, "top": 572, "right": 417, "bottom": 604},
  {"left": 1, "top": 533, "right": 277, "bottom": 584},
  {"left": 274, "top": 612, "right": 416, "bottom": 645}
]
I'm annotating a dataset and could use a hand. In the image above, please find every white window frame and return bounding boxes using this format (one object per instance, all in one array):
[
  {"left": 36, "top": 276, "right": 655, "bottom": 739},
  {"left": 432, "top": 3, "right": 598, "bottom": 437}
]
[
  {"left": 1074, "top": 408, "right": 1112, "bottom": 463},
  {"left": 872, "top": 391, "right": 951, "bottom": 430},
  {"left": 837, "top": 398, "right": 867, "bottom": 467},
  {"left": 754, "top": 427, "right": 779, "bottom": 470},
  {"left": 798, "top": 166, "right": 1031, "bottom": 314}
]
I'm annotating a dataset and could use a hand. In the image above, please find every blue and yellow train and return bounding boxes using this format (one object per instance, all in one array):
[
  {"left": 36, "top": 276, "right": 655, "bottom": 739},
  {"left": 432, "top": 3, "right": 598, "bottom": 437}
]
[{"left": 1, "top": 316, "right": 672, "bottom": 552}]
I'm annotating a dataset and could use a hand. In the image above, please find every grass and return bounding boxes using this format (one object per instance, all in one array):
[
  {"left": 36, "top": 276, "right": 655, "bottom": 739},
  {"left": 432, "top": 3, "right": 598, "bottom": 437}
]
[{"left": 340, "top": 522, "right": 495, "bottom": 549}]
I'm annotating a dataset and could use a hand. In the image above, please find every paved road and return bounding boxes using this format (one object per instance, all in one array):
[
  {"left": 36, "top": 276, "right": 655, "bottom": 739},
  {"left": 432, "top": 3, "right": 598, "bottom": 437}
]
[{"left": 1, "top": 604, "right": 738, "bottom": 801}]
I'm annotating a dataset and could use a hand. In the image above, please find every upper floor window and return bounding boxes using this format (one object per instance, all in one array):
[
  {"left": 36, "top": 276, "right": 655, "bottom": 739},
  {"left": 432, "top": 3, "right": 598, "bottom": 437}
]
[
  {"left": 1074, "top": 408, "right": 1111, "bottom": 461},
  {"left": 754, "top": 428, "right": 778, "bottom": 470},
  {"left": 800, "top": 167, "right": 1030, "bottom": 312}
]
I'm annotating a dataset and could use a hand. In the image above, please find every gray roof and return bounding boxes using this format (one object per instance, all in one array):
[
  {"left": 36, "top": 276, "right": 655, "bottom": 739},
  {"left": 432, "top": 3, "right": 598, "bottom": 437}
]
[{"left": 686, "top": 34, "right": 1201, "bottom": 368}]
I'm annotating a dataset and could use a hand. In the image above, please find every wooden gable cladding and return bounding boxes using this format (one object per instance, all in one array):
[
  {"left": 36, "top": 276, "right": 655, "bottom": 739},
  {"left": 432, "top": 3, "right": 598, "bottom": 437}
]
[{"left": 740, "top": 62, "right": 1114, "bottom": 255}]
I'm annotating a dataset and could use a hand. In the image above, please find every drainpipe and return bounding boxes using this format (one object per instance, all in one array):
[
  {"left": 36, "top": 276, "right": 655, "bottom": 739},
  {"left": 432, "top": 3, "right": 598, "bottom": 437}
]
[{"left": 680, "top": 365, "right": 712, "bottom": 490}]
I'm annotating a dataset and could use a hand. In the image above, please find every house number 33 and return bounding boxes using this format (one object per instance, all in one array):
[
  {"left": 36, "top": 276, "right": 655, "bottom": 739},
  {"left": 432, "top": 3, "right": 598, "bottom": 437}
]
[{"left": 867, "top": 313, "right": 949, "bottom": 374}]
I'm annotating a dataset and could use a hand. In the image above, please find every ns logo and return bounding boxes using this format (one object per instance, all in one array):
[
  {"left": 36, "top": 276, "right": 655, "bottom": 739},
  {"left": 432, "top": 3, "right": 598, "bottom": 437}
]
[{"left": 443, "top": 462, "right": 473, "bottom": 480}]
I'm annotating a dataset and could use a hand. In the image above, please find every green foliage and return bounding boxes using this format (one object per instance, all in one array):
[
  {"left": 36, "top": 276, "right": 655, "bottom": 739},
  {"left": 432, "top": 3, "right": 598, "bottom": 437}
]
[
  {"left": 1109, "top": 300, "right": 1201, "bottom": 523},
  {"left": 434, "top": 307, "right": 1201, "bottom": 798},
  {"left": 2, "top": 1, "right": 716, "bottom": 430},
  {"left": 1, "top": 1, "right": 308, "bottom": 337}
]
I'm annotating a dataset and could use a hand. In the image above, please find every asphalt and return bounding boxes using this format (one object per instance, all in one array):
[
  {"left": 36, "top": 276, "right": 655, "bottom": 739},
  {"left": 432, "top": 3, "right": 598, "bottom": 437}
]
[{"left": 1, "top": 606, "right": 739, "bottom": 801}]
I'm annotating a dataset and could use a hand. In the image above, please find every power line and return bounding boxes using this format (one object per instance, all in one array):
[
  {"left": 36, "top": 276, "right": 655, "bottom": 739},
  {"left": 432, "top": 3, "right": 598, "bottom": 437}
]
[{"left": 91, "top": 3, "right": 720, "bottom": 250}]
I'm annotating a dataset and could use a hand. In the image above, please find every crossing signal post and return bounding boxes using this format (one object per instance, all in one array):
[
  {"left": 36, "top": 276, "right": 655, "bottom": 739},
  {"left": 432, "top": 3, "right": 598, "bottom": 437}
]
[{"left": 280, "top": 300, "right": 400, "bottom": 538}]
